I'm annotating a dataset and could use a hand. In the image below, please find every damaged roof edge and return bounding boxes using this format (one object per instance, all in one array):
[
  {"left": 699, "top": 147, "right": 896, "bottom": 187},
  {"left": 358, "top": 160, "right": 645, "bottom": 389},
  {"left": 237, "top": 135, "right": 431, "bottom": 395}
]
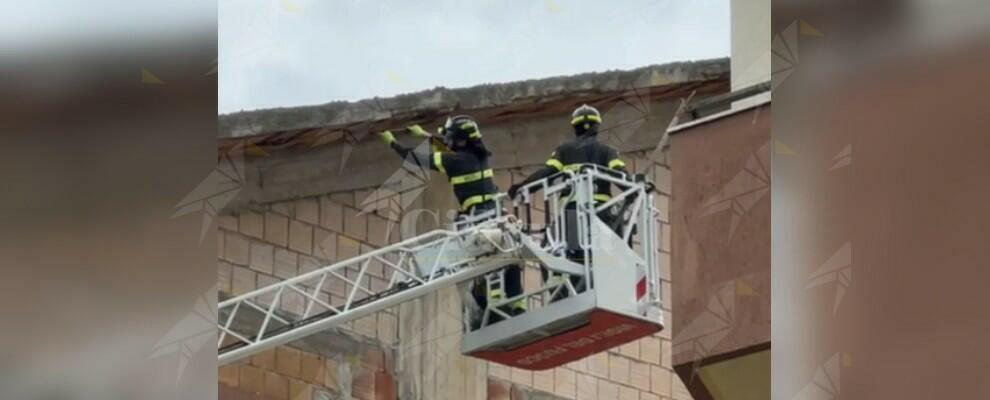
[{"left": 218, "top": 57, "right": 729, "bottom": 139}]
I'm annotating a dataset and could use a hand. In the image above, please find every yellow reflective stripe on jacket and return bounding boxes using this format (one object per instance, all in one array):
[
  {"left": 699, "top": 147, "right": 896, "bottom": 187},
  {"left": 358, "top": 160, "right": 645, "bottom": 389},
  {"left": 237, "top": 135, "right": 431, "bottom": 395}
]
[
  {"left": 461, "top": 194, "right": 496, "bottom": 211},
  {"left": 468, "top": 131, "right": 482, "bottom": 139},
  {"left": 546, "top": 158, "right": 564, "bottom": 171},
  {"left": 449, "top": 169, "right": 493, "bottom": 185},
  {"left": 563, "top": 164, "right": 582, "bottom": 171},
  {"left": 432, "top": 152, "right": 446, "bottom": 174}
]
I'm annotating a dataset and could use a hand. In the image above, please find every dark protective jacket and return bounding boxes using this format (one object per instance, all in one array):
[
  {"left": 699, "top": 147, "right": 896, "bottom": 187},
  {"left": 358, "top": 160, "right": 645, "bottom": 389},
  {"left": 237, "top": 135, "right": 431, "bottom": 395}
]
[
  {"left": 521, "top": 134, "right": 627, "bottom": 201},
  {"left": 388, "top": 141, "right": 498, "bottom": 211}
]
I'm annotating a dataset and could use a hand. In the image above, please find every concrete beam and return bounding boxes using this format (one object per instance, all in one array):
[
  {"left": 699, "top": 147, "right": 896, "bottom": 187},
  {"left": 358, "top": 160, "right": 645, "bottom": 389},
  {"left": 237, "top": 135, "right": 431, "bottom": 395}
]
[{"left": 219, "top": 59, "right": 729, "bottom": 139}]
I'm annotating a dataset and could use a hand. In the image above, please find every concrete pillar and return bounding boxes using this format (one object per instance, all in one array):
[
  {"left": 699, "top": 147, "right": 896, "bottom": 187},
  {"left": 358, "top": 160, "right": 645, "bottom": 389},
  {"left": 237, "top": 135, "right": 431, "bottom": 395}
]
[{"left": 731, "top": 0, "right": 771, "bottom": 107}]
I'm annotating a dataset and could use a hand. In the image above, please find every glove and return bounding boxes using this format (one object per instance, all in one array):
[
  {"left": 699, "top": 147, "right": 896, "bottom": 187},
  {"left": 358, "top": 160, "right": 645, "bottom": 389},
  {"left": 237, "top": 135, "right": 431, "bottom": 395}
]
[
  {"left": 407, "top": 124, "right": 430, "bottom": 138},
  {"left": 378, "top": 130, "right": 396, "bottom": 145},
  {"left": 508, "top": 183, "right": 522, "bottom": 199}
]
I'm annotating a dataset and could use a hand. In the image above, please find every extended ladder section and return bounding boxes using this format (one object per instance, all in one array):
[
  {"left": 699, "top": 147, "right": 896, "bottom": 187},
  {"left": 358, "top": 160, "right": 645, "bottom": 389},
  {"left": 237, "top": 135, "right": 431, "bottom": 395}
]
[
  {"left": 217, "top": 167, "right": 664, "bottom": 369},
  {"left": 218, "top": 210, "right": 522, "bottom": 365}
]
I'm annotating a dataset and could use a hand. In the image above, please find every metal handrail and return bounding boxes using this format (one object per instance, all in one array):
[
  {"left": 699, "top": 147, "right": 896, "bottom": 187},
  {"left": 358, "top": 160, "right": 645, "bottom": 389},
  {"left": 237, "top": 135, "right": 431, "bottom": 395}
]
[{"left": 470, "top": 167, "right": 662, "bottom": 330}]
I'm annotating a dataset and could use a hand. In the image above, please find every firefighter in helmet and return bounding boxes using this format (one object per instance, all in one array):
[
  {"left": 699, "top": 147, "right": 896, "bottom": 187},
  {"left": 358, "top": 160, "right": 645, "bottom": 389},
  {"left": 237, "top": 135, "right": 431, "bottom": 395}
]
[
  {"left": 379, "top": 116, "right": 524, "bottom": 326},
  {"left": 509, "top": 104, "right": 627, "bottom": 197},
  {"left": 508, "top": 104, "right": 628, "bottom": 300}
]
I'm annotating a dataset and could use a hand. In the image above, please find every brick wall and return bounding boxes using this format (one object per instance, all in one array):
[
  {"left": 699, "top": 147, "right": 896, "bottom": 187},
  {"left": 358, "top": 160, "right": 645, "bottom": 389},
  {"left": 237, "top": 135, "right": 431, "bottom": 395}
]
[{"left": 219, "top": 191, "right": 413, "bottom": 400}]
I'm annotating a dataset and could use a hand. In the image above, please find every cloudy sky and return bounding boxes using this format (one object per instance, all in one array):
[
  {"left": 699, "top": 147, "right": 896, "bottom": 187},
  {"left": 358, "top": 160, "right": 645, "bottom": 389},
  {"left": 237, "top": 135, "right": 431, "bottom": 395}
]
[{"left": 219, "top": 0, "right": 728, "bottom": 113}]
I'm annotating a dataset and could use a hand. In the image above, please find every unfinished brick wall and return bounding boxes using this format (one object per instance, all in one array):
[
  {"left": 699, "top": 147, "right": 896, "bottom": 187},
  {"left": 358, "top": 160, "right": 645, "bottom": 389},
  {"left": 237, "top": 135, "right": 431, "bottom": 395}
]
[{"left": 218, "top": 191, "right": 414, "bottom": 400}]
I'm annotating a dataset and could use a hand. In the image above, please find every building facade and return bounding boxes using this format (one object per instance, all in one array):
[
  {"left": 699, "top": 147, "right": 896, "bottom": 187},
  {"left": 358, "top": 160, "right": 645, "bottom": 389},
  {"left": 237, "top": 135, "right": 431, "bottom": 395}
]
[{"left": 216, "top": 59, "right": 729, "bottom": 400}]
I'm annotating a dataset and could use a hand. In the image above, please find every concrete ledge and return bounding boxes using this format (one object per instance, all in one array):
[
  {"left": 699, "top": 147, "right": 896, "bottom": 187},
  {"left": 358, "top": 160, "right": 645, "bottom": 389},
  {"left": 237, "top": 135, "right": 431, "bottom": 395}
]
[{"left": 219, "top": 58, "right": 729, "bottom": 139}]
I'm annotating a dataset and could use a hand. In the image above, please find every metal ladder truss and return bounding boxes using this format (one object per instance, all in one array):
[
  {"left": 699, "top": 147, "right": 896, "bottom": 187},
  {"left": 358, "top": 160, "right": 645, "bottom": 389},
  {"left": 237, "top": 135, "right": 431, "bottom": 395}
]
[{"left": 218, "top": 207, "right": 522, "bottom": 365}]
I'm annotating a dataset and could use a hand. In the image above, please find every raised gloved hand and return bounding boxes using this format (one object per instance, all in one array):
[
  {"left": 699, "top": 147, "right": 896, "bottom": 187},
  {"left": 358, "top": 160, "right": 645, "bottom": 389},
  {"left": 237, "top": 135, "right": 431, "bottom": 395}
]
[
  {"left": 407, "top": 124, "right": 430, "bottom": 138},
  {"left": 378, "top": 130, "right": 396, "bottom": 145}
]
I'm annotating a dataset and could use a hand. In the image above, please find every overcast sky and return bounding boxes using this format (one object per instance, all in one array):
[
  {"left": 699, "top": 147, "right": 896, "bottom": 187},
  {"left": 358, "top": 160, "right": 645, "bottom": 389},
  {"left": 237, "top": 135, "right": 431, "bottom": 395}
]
[{"left": 219, "top": 0, "right": 728, "bottom": 114}]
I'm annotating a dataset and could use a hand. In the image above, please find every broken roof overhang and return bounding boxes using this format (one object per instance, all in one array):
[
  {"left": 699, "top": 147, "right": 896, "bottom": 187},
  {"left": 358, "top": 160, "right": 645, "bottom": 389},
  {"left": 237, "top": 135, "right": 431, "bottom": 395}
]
[{"left": 217, "top": 58, "right": 729, "bottom": 154}]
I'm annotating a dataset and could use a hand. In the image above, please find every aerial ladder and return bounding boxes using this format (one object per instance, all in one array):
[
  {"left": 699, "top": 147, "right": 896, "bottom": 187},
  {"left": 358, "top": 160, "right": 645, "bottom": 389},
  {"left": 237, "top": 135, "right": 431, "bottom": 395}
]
[{"left": 218, "top": 166, "right": 664, "bottom": 370}]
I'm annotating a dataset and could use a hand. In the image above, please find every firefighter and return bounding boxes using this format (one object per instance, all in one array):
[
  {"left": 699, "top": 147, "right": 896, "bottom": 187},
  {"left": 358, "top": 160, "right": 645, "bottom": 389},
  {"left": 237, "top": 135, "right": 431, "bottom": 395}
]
[
  {"left": 508, "top": 104, "right": 627, "bottom": 197},
  {"left": 507, "top": 104, "right": 628, "bottom": 300},
  {"left": 378, "top": 115, "right": 524, "bottom": 327}
]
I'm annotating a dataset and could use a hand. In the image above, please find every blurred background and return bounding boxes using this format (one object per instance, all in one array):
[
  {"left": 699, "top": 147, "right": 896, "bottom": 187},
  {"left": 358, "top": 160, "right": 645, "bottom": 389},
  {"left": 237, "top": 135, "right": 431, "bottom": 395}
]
[
  {"left": 772, "top": 0, "right": 990, "bottom": 399},
  {"left": 0, "top": 1, "right": 217, "bottom": 399}
]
